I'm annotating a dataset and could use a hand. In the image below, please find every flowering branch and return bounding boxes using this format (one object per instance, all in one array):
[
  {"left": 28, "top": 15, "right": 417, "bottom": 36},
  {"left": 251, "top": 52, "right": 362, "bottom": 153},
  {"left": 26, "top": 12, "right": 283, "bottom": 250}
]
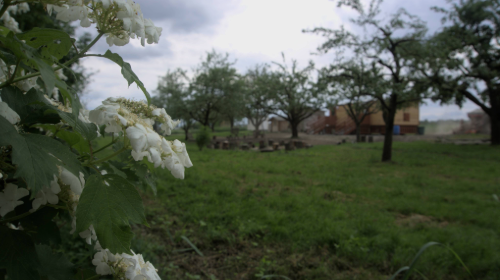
[{"left": 0, "top": 32, "right": 105, "bottom": 89}]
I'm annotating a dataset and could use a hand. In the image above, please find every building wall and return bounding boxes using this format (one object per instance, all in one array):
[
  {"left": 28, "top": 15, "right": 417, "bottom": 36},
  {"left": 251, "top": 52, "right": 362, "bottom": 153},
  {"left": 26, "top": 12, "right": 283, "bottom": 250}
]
[
  {"left": 247, "top": 117, "right": 269, "bottom": 131},
  {"left": 368, "top": 104, "right": 419, "bottom": 126}
]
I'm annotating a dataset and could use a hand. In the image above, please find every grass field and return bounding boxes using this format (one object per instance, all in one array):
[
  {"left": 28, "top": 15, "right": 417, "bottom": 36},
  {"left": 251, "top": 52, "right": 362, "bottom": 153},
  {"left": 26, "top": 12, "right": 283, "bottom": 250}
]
[{"left": 122, "top": 140, "right": 500, "bottom": 279}]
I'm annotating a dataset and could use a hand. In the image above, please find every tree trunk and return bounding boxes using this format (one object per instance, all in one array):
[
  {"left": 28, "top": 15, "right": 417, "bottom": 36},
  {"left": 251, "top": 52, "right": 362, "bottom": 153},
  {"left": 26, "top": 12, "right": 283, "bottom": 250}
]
[
  {"left": 291, "top": 122, "right": 299, "bottom": 138},
  {"left": 229, "top": 118, "right": 234, "bottom": 131},
  {"left": 382, "top": 107, "right": 396, "bottom": 162},
  {"left": 184, "top": 126, "right": 189, "bottom": 141},
  {"left": 355, "top": 124, "right": 361, "bottom": 142},
  {"left": 491, "top": 112, "right": 500, "bottom": 145},
  {"left": 210, "top": 123, "right": 215, "bottom": 132}
]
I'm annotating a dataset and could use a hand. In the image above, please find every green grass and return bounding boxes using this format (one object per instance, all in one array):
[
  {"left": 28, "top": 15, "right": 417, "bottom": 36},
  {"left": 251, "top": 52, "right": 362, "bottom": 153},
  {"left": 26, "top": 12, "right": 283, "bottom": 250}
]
[{"left": 129, "top": 141, "right": 500, "bottom": 279}]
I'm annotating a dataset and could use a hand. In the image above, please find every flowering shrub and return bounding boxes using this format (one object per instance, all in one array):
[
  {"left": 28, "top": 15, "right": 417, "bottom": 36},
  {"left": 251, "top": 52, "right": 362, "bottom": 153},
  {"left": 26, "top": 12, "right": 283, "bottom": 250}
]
[{"left": 0, "top": 1, "right": 191, "bottom": 279}]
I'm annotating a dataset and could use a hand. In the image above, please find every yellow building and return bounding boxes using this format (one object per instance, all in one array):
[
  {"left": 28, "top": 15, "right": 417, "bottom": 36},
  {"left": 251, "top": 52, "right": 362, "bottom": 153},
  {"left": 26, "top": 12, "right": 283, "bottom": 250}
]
[{"left": 309, "top": 102, "right": 420, "bottom": 135}]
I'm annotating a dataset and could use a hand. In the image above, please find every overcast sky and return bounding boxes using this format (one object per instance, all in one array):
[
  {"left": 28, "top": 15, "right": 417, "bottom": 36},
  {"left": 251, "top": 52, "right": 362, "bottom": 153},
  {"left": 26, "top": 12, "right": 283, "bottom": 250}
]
[{"left": 76, "top": 0, "right": 480, "bottom": 121}]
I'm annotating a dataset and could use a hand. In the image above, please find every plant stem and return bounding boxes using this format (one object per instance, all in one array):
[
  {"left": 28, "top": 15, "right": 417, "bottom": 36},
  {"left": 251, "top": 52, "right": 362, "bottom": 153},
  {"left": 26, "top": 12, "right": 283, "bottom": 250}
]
[
  {"left": 91, "top": 138, "right": 119, "bottom": 156},
  {"left": 55, "top": 32, "right": 105, "bottom": 71},
  {"left": 0, "top": 0, "right": 12, "bottom": 19},
  {"left": 85, "top": 147, "right": 127, "bottom": 166},
  {"left": 0, "top": 205, "right": 44, "bottom": 224}
]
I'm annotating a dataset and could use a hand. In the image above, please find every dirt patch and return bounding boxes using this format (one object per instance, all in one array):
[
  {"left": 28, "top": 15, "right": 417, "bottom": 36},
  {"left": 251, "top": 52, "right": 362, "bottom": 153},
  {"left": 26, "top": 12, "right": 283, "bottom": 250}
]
[{"left": 395, "top": 214, "right": 449, "bottom": 228}]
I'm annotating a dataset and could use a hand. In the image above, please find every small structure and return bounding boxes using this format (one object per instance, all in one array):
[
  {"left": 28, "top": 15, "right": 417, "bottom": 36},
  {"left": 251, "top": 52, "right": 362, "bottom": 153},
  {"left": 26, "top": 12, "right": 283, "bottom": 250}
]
[
  {"left": 247, "top": 116, "right": 270, "bottom": 131},
  {"left": 454, "top": 108, "right": 490, "bottom": 134},
  {"left": 307, "top": 102, "right": 420, "bottom": 135}
]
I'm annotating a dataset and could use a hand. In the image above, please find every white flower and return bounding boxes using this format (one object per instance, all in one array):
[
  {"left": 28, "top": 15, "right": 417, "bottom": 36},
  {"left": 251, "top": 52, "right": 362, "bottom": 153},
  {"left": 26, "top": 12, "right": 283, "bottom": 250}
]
[
  {"left": 106, "top": 30, "right": 130, "bottom": 47},
  {"left": 79, "top": 224, "right": 97, "bottom": 245},
  {"left": 126, "top": 124, "right": 161, "bottom": 153},
  {"left": 89, "top": 102, "right": 128, "bottom": 133},
  {"left": 131, "top": 150, "right": 151, "bottom": 162},
  {"left": 32, "top": 176, "right": 61, "bottom": 211},
  {"left": 171, "top": 139, "right": 193, "bottom": 168},
  {"left": 122, "top": 251, "right": 161, "bottom": 280},
  {"left": 144, "top": 18, "right": 162, "bottom": 45},
  {"left": 60, "top": 168, "right": 85, "bottom": 195},
  {"left": 0, "top": 101, "right": 21, "bottom": 125},
  {"left": 0, "top": 183, "right": 29, "bottom": 217},
  {"left": 92, "top": 249, "right": 116, "bottom": 275},
  {"left": 51, "top": 1, "right": 91, "bottom": 27}
]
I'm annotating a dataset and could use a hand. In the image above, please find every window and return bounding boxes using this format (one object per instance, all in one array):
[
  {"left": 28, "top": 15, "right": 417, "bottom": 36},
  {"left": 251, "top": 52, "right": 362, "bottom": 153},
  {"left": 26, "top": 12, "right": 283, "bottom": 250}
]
[{"left": 404, "top": 113, "right": 410, "bottom": 122}]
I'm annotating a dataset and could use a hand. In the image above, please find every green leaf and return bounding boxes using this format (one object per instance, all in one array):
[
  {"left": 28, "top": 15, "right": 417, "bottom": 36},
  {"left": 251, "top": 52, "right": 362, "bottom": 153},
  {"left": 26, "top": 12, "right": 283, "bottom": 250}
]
[
  {"left": 0, "top": 49, "right": 17, "bottom": 65},
  {"left": 35, "top": 245, "right": 75, "bottom": 280},
  {"left": 102, "top": 50, "right": 151, "bottom": 105},
  {"left": 19, "top": 206, "right": 61, "bottom": 245},
  {"left": 75, "top": 174, "right": 148, "bottom": 254},
  {"left": 0, "top": 116, "right": 82, "bottom": 194},
  {"left": 17, "top": 28, "right": 72, "bottom": 62},
  {"left": 33, "top": 124, "right": 90, "bottom": 155},
  {"left": 54, "top": 80, "right": 98, "bottom": 141},
  {"left": 0, "top": 226, "right": 40, "bottom": 280},
  {"left": 0, "top": 26, "right": 11, "bottom": 36},
  {"left": 0, "top": 86, "right": 57, "bottom": 125},
  {"left": 1, "top": 84, "right": 97, "bottom": 141},
  {"left": 135, "top": 162, "right": 157, "bottom": 195},
  {"left": 0, "top": 32, "right": 56, "bottom": 93},
  {"left": 101, "top": 161, "right": 127, "bottom": 179},
  {"left": 58, "top": 111, "right": 97, "bottom": 141}
]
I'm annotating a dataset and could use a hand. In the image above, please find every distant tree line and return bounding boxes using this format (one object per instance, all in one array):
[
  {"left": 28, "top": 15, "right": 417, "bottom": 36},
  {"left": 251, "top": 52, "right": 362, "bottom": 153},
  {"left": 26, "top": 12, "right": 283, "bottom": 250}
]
[
  {"left": 154, "top": 0, "right": 500, "bottom": 162},
  {"left": 153, "top": 50, "right": 329, "bottom": 140}
]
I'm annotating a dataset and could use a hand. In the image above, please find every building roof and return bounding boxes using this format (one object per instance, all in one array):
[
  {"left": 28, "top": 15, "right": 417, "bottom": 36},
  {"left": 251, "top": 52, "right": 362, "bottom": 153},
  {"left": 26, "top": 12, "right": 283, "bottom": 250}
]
[{"left": 468, "top": 108, "right": 486, "bottom": 115}]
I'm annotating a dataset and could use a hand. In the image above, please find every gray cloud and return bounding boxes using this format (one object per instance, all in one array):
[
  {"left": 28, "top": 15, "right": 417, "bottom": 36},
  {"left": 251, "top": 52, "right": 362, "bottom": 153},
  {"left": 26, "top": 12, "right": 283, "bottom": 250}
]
[
  {"left": 139, "top": 0, "right": 238, "bottom": 34},
  {"left": 87, "top": 38, "right": 172, "bottom": 61}
]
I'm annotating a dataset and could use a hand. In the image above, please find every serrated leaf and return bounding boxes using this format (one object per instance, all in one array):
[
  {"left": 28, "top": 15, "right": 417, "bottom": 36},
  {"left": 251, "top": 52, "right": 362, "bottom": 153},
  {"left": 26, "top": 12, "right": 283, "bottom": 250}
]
[
  {"left": 0, "top": 86, "right": 56, "bottom": 125},
  {"left": 0, "top": 32, "right": 56, "bottom": 93},
  {"left": 0, "top": 116, "right": 82, "bottom": 194},
  {"left": 35, "top": 245, "right": 75, "bottom": 280},
  {"left": 0, "top": 226, "right": 40, "bottom": 280},
  {"left": 102, "top": 50, "right": 151, "bottom": 105},
  {"left": 75, "top": 174, "right": 147, "bottom": 254},
  {"left": 17, "top": 28, "right": 72, "bottom": 61}
]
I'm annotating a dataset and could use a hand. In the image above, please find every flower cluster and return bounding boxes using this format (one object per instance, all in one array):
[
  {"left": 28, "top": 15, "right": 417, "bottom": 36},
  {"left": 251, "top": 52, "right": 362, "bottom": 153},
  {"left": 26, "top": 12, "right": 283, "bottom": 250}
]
[
  {"left": 47, "top": 0, "right": 162, "bottom": 47},
  {"left": 0, "top": 3, "right": 30, "bottom": 33},
  {"left": 89, "top": 97, "right": 192, "bottom": 179},
  {"left": 92, "top": 248, "right": 160, "bottom": 279}
]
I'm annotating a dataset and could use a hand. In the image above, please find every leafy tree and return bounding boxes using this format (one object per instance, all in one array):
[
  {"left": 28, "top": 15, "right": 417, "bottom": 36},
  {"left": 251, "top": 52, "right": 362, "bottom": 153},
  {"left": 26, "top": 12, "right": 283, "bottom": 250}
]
[
  {"left": 417, "top": 0, "right": 500, "bottom": 145},
  {"left": 195, "top": 126, "right": 211, "bottom": 151},
  {"left": 244, "top": 64, "right": 275, "bottom": 136},
  {"left": 306, "top": 0, "right": 428, "bottom": 161},
  {"left": 154, "top": 68, "right": 194, "bottom": 140},
  {"left": 188, "top": 50, "right": 239, "bottom": 131},
  {"left": 321, "top": 59, "right": 382, "bottom": 142},
  {"left": 270, "top": 55, "right": 326, "bottom": 138}
]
